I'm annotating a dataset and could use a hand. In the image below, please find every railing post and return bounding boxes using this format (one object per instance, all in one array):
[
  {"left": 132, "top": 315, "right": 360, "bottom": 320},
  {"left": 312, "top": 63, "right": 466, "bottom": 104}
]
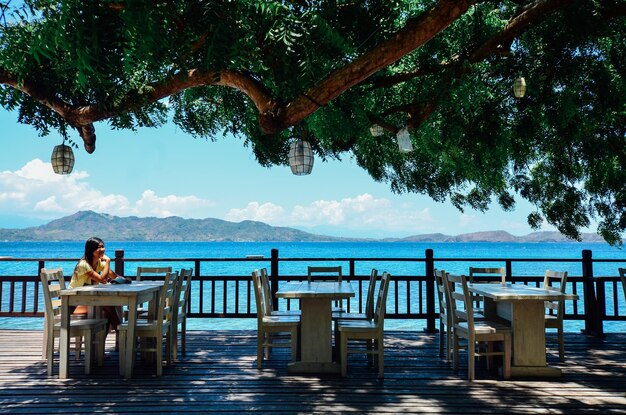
[
  {"left": 581, "top": 249, "right": 603, "bottom": 337},
  {"left": 271, "top": 248, "right": 279, "bottom": 310},
  {"left": 424, "top": 249, "right": 436, "bottom": 333},
  {"left": 505, "top": 260, "right": 512, "bottom": 282},
  {"left": 114, "top": 249, "right": 125, "bottom": 277}
]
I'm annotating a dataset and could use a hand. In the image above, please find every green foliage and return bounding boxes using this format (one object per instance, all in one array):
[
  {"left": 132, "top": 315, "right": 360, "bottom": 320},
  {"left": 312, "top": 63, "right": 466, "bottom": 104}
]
[{"left": 0, "top": 0, "right": 624, "bottom": 244}]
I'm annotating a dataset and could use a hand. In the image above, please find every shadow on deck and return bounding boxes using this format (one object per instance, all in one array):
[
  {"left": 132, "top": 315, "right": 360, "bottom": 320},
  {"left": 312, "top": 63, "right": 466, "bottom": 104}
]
[{"left": 0, "top": 330, "right": 625, "bottom": 414}]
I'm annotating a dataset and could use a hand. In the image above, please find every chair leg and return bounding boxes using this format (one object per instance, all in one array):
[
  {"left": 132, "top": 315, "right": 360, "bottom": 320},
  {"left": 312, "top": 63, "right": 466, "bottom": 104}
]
[
  {"left": 468, "top": 340, "right": 475, "bottom": 382},
  {"left": 291, "top": 327, "right": 298, "bottom": 363},
  {"left": 445, "top": 324, "right": 452, "bottom": 363},
  {"left": 181, "top": 319, "right": 187, "bottom": 356},
  {"left": 256, "top": 331, "right": 264, "bottom": 369},
  {"left": 503, "top": 334, "right": 511, "bottom": 379},
  {"left": 96, "top": 328, "right": 105, "bottom": 367},
  {"left": 439, "top": 321, "right": 444, "bottom": 358},
  {"left": 377, "top": 337, "right": 384, "bottom": 378},
  {"left": 340, "top": 332, "right": 348, "bottom": 377},
  {"left": 452, "top": 333, "right": 459, "bottom": 372},
  {"left": 558, "top": 326, "right": 564, "bottom": 362},
  {"left": 46, "top": 329, "right": 55, "bottom": 376},
  {"left": 156, "top": 335, "right": 163, "bottom": 377},
  {"left": 84, "top": 330, "right": 92, "bottom": 375},
  {"left": 118, "top": 330, "right": 127, "bottom": 377}
]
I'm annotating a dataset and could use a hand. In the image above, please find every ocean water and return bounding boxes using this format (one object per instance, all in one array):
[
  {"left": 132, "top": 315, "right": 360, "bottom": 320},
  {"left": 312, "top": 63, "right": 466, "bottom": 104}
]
[{"left": 1, "top": 241, "right": 625, "bottom": 332}]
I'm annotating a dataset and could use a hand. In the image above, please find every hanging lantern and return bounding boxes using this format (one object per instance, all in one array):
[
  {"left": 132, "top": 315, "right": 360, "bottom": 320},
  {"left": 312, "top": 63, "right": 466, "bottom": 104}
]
[
  {"left": 396, "top": 127, "right": 413, "bottom": 153},
  {"left": 288, "top": 139, "right": 314, "bottom": 175},
  {"left": 513, "top": 77, "right": 526, "bottom": 98},
  {"left": 369, "top": 124, "right": 384, "bottom": 137},
  {"left": 51, "top": 144, "right": 75, "bottom": 175}
]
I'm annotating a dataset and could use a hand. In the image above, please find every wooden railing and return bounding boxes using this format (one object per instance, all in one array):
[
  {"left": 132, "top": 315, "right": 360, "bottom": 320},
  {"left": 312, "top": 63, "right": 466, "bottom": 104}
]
[{"left": 1, "top": 248, "right": 624, "bottom": 336}]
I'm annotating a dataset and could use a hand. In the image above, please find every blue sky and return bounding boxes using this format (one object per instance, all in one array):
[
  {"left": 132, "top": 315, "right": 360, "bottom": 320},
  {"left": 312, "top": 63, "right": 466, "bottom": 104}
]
[{"left": 0, "top": 106, "right": 580, "bottom": 238}]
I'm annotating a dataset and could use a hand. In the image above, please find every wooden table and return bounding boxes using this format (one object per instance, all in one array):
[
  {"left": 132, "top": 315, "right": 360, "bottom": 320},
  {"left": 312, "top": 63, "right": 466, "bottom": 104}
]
[
  {"left": 467, "top": 282, "right": 578, "bottom": 377},
  {"left": 59, "top": 282, "right": 163, "bottom": 379},
  {"left": 276, "top": 281, "right": 355, "bottom": 374}
]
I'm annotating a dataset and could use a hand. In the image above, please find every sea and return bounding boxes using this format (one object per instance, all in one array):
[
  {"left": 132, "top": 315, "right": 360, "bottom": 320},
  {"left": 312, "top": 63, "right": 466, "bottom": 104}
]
[{"left": 1, "top": 241, "right": 625, "bottom": 332}]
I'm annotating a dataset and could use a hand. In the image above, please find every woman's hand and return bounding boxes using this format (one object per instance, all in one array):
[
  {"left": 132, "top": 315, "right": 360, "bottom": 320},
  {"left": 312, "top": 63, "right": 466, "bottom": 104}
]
[{"left": 102, "top": 254, "right": 111, "bottom": 263}]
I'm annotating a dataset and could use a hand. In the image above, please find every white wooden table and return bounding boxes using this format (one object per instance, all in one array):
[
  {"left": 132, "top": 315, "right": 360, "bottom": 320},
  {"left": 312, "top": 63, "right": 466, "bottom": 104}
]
[
  {"left": 276, "top": 281, "right": 355, "bottom": 374},
  {"left": 59, "top": 282, "right": 162, "bottom": 379},
  {"left": 467, "top": 282, "right": 578, "bottom": 377}
]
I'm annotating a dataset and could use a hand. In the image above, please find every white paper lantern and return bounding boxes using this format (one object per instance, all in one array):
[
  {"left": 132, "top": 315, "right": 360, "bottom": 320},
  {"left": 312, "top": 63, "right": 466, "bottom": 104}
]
[
  {"left": 396, "top": 127, "right": 413, "bottom": 153},
  {"left": 51, "top": 144, "right": 75, "bottom": 175},
  {"left": 369, "top": 124, "right": 384, "bottom": 137},
  {"left": 513, "top": 77, "right": 526, "bottom": 98},
  {"left": 288, "top": 139, "right": 314, "bottom": 175}
]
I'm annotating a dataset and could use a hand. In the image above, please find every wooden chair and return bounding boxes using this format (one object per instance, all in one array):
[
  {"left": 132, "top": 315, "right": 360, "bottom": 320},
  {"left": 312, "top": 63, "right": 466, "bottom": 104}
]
[
  {"left": 40, "top": 268, "right": 107, "bottom": 376},
  {"left": 443, "top": 272, "right": 511, "bottom": 381},
  {"left": 252, "top": 269, "right": 299, "bottom": 369},
  {"left": 172, "top": 268, "right": 193, "bottom": 360},
  {"left": 337, "top": 272, "right": 391, "bottom": 378},
  {"left": 468, "top": 267, "right": 506, "bottom": 311},
  {"left": 332, "top": 269, "right": 378, "bottom": 321},
  {"left": 434, "top": 269, "right": 452, "bottom": 362},
  {"left": 118, "top": 270, "right": 177, "bottom": 377},
  {"left": 308, "top": 266, "right": 344, "bottom": 311},
  {"left": 260, "top": 268, "right": 300, "bottom": 317},
  {"left": 135, "top": 266, "right": 172, "bottom": 281},
  {"left": 619, "top": 268, "right": 626, "bottom": 303},
  {"left": 543, "top": 270, "right": 568, "bottom": 361}
]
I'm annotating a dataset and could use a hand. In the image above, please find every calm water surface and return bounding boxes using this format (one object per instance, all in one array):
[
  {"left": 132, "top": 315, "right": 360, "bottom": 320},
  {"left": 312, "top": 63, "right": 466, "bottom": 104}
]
[{"left": 1, "top": 241, "right": 624, "bottom": 331}]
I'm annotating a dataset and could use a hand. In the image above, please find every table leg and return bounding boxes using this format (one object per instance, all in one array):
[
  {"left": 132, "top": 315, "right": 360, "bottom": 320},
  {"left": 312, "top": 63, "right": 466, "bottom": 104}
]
[
  {"left": 497, "top": 300, "right": 562, "bottom": 377},
  {"left": 124, "top": 297, "right": 138, "bottom": 379},
  {"left": 287, "top": 298, "right": 340, "bottom": 374},
  {"left": 59, "top": 297, "right": 70, "bottom": 378}
]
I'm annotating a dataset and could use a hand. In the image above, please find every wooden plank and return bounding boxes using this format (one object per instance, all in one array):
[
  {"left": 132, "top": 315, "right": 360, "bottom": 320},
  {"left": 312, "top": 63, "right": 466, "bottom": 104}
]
[{"left": 0, "top": 330, "right": 623, "bottom": 414}]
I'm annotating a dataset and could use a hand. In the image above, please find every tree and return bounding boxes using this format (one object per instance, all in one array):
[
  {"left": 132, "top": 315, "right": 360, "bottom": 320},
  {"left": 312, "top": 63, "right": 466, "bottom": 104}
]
[{"left": 0, "top": 0, "right": 624, "bottom": 244}]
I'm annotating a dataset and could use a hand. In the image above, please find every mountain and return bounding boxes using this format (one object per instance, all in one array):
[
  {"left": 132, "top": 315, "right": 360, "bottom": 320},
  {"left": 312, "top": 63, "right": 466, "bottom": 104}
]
[
  {"left": 0, "top": 211, "right": 612, "bottom": 243},
  {"left": 0, "top": 211, "right": 350, "bottom": 242},
  {"left": 386, "top": 230, "right": 608, "bottom": 243}
]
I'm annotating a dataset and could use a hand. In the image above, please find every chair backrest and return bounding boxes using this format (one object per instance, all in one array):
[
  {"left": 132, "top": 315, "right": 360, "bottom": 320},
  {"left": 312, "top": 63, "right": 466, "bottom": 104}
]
[
  {"left": 307, "top": 266, "right": 342, "bottom": 282},
  {"left": 620, "top": 268, "right": 626, "bottom": 302},
  {"left": 251, "top": 270, "right": 268, "bottom": 323},
  {"left": 468, "top": 267, "right": 506, "bottom": 285},
  {"left": 40, "top": 268, "right": 66, "bottom": 325},
  {"left": 372, "top": 272, "right": 391, "bottom": 330},
  {"left": 442, "top": 273, "right": 475, "bottom": 330},
  {"left": 434, "top": 269, "right": 449, "bottom": 323},
  {"left": 136, "top": 266, "right": 172, "bottom": 281},
  {"left": 543, "top": 270, "right": 568, "bottom": 317},
  {"left": 155, "top": 271, "right": 177, "bottom": 325},
  {"left": 364, "top": 269, "right": 379, "bottom": 319},
  {"left": 259, "top": 268, "right": 274, "bottom": 314},
  {"left": 176, "top": 268, "right": 193, "bottom": 324}
]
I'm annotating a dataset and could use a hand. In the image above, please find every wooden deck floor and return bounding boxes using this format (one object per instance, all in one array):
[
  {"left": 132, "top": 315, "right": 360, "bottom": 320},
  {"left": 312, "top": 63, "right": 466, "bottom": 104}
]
[{"left": 0, "top": 330, "right": 625, "bottom": 414}]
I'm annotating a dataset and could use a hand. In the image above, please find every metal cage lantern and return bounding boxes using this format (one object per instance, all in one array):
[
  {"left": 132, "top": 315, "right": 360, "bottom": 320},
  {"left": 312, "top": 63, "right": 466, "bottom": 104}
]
[
  {"left": 513, "top": 77, "right": 526, "bottom": 98},
  {"left": 369, "top": 124, "right": 384, "bottom": 137},
  {"left": 288, "top": 139, "right": 314, "bottom": 175},
  {"left": 51, "top": 144, "right": 75, "bottom": 175},
  {"left": 396, "top": 127, "right": 413, "bottom": 153}
]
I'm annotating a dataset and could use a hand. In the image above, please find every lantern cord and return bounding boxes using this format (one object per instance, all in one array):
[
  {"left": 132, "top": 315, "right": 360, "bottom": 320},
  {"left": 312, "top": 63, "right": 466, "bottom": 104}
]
[{"left": 301, "top": 93, "right": 324, "bottom": 108}]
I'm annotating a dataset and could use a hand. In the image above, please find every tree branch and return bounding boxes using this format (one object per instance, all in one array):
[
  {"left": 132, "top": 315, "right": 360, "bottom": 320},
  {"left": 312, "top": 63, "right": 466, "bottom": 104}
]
[{"left": 258, "top": 0, "right": 477, "bottom": 133}]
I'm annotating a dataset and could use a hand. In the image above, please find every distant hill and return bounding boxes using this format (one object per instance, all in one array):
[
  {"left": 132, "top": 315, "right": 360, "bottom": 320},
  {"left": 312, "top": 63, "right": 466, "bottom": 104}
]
[
  {"left": 0, "top": 211, "right": 612, "bottom": 243},
  {"left": 385, "top": 230, "right": 608, "bottom": 243},
  {"left": 0, "top": 211, "right": 349, "bottom": 242}
]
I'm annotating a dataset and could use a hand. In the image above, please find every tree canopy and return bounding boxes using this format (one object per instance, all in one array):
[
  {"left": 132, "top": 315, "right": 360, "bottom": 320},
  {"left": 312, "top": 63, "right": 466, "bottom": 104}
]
[{"left": 0, "top": 0, "right": 624, "bottom": 244}]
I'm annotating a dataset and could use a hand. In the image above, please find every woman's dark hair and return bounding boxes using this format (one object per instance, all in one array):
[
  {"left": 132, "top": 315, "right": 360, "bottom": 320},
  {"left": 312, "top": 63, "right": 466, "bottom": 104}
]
[{"left": 83, "top": 237, "right": 104, "bottom": 265}]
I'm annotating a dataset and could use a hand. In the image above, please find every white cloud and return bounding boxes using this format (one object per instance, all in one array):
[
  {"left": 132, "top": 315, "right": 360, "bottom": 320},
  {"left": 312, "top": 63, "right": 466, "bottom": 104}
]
[
  {"left": 0, "top": 159, "right": 215, "bottom": 220},
  {"left": 226, "top": 193, "right": 434, "bottom": 234},
  {"left": 226, "top": 202, "right": 285, "bottom": 223}
]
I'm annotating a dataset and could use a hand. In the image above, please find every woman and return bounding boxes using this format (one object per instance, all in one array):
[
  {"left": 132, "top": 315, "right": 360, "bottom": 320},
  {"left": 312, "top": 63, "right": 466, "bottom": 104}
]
[{"left": 69, "top": 237, "right": 121, "bottom": 335}]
